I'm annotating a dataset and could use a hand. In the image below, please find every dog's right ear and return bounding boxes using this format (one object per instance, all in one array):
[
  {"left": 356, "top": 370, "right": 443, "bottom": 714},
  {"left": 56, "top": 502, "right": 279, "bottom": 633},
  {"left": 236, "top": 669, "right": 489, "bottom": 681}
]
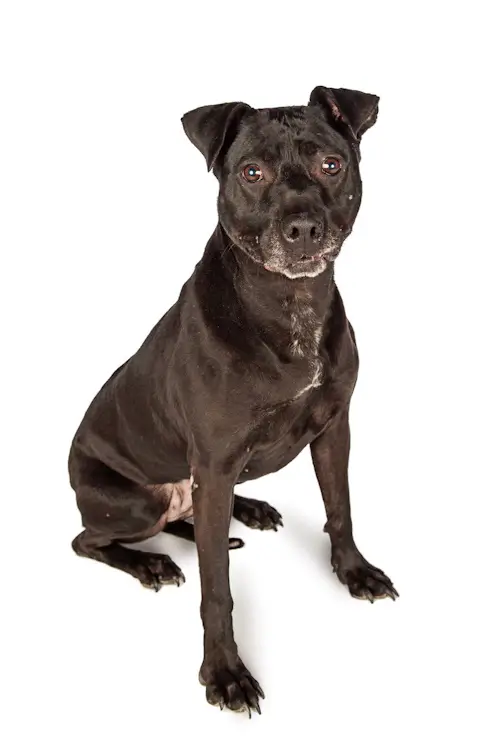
[{"left": 181, "top": 102, "right": 253, "bottom": 172}]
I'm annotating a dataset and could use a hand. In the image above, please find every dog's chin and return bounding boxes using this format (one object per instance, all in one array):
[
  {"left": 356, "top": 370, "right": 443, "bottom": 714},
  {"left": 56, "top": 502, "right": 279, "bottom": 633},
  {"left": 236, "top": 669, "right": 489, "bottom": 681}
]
[
  {"left": 264, "top": 256, "right": 330, "bottom": 279},
  {"left": 263, "top": 245, "right": 338, "bottom": 279}
]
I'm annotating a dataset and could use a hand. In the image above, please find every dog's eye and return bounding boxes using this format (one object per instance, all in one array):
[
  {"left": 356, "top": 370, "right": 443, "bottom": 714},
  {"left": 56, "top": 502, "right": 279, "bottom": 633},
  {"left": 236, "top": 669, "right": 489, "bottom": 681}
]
[
  {"left": 242, "top": 164, "right": 263, "bottom": 183},
  {"left": 321, "top": 156, "right": 342, "bottom": 176}
]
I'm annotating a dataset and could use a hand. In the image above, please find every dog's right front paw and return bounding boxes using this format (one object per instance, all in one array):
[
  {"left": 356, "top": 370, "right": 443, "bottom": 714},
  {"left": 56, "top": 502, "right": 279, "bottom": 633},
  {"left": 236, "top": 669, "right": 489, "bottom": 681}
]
[{"left": 200, "top": 659, "right": 265, "bottom": 716}]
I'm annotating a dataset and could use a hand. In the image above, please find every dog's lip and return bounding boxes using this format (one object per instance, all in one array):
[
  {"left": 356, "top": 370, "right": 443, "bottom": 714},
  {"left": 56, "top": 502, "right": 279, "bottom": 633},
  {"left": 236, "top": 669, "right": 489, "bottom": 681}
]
[
  {"left": 264, "top": 254, "right": 329, "bottom": 273},
  {"left": 298, "top": 249, "right": 335, "bottom": 262},
  {"left": 295, "top": 256, "right": 322, "bottom": 265}
]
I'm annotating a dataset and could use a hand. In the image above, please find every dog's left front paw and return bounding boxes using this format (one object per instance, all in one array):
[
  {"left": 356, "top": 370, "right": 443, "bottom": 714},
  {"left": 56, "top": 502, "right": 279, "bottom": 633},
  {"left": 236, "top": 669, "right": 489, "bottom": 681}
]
[{"left": 335, "top": 554, "right": 399, "bottom": 602}]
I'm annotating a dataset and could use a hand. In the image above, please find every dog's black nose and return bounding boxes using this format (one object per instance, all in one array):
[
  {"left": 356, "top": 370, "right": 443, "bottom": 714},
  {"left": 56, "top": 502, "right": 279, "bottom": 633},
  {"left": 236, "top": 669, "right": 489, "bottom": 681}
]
[{"left": 281, "top": 214, "right": 323, "bottom": 255}]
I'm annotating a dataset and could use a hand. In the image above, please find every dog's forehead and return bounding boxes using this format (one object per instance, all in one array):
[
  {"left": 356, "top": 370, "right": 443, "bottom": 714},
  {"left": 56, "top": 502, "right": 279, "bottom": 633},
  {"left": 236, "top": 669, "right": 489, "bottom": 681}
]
[{"left": 229, "top": 106, "right": 345, "bottom": 165}]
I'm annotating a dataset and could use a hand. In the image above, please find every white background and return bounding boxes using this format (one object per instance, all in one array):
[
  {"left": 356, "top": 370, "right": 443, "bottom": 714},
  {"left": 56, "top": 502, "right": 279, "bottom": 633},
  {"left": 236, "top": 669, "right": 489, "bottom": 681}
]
[{"left": 1, "top": 1, "right": 499, "bottom": 748}]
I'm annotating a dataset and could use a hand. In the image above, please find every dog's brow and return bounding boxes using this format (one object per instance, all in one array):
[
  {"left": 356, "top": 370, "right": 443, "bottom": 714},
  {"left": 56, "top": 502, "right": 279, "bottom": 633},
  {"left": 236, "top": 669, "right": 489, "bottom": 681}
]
[
  {"left": 236, "top": 145, "right": 279, "bottom": 167},
  {"left": 235, "top": 150, "right": 275, "bottom": 169},
  {"left": 299, "top": 140, "right": 320, "bottom": 156}
]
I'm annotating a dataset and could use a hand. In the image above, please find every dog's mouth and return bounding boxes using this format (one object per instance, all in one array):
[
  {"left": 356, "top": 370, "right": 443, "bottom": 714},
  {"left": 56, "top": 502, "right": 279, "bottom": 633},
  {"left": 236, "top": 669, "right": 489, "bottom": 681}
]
[
  {"left": 262, "top": 234, "right": 338, "bottom": 279},
  {"left": 263, "top": 246, "right": 337, "bottom": 279},
  {"left": 230, "top": 228, "right": 339, "bottom": 279},
  {"left": 298, "top": 248, "right": 336, "bottom": 263}
]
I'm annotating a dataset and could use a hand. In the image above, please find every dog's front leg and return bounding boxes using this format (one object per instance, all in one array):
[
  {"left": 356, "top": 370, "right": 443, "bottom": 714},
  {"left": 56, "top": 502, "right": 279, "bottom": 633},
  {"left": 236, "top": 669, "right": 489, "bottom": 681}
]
[
  {"left": 311, "top": 408, "right": 398, "bottom": 602},
  {"left": 193, "top": 468, "right": 264, "bottom": 715}
]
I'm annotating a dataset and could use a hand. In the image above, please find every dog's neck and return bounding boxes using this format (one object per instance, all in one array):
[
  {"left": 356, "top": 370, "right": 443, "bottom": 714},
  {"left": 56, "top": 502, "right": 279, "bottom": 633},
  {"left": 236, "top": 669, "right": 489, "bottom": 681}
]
[{"left": 205, "top": 225, "right": 335, "bottom": 359}]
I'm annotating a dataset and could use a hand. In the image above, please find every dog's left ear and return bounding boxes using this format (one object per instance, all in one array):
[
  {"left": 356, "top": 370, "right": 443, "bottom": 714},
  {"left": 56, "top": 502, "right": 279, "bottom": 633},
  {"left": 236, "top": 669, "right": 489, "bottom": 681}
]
[
  {"left": 309, "top": 86, "right": 379, "bottom": 143},
  {"left": 181, "top": 101, "right": 254, "bottom": 172}
]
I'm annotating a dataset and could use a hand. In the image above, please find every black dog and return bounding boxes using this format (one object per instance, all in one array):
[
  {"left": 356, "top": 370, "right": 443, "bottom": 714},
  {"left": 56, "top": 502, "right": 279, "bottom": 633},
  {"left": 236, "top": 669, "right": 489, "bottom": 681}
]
[{"left": 69, "top": 85, "right": 398, "bottom": 716}]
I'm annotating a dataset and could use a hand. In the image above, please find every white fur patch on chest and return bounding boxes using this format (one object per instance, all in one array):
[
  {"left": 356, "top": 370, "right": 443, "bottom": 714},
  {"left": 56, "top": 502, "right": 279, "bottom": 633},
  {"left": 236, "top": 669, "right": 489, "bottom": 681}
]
[
  {"left": 294, "top": 360, "right": 323, "bottom": 398},
  {"left": 286, "top": 293, "right": 324, "bottom": 398},
  {"left": 288, "top": 297, "right": 322, "bottom": 358}
]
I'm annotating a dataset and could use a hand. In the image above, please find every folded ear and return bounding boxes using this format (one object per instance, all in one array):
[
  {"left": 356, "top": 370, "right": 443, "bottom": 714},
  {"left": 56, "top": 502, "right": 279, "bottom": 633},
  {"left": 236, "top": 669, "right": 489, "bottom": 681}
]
[
  {"left": 181, "top": 101, "right": 253, "bottom": 172},
  {"left": 308, "top": 86, "right": 379, "bottom": 143}
]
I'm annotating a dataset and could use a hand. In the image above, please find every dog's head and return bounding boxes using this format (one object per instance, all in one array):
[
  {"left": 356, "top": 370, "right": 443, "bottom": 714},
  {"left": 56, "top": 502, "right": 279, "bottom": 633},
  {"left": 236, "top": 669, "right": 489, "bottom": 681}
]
[{"left": 182, "top": 86, "right": 379, "bottom": 279}]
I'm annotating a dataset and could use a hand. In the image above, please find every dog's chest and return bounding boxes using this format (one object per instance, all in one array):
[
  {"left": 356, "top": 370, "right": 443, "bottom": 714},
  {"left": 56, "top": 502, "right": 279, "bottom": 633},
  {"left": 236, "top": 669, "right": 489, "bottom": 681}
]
[
  {"left": 242, "top": 298, "right": 326, "bottom": 455},
  {"left": 286, "top": 296, "right": 322, "bottom": 359},
  {"left": 284, "top": 295, "right": 324, "bottom": 398}
]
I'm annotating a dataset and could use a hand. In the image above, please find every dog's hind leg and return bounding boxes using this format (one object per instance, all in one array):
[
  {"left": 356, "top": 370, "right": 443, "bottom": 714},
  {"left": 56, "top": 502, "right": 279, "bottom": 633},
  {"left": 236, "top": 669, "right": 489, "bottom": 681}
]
[
  {"left": 73, "top": 532, "right": 185, "bottom": 590},
  {"left": 71, "top": 458, "right": 185, "bottom": 590},
  {"left": 233, "top": 494, "right": 283, "bottom": 531},
  {"left": 165, "top": 521, "right": 244, "bottom": 550}
]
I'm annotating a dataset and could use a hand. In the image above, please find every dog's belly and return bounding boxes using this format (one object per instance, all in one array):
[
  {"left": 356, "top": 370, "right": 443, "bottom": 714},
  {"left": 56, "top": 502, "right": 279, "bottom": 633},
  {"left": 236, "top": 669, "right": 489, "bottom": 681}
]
[
  {"left": 237, "top": 387, "right": 336, "bottom": 483},
  {"left": 147, "top": 477, "right": 194, "bottom": 522},
  {"left": 239, "top": 438, "right": 312, "bottom": 483},
  {"left": 238, "top": 421, "right": 323, "bottom": 484}
]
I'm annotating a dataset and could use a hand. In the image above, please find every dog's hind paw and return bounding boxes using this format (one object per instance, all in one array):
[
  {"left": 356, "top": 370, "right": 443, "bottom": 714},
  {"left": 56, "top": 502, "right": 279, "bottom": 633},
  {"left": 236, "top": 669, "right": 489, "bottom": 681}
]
[
  {"left": 233, "top": 495, "right": 283, "bottom": 531},
  {"left": 135, "top": 552, "right": 186, "bottom": 591},
  {"left": 200, "top": 659, "right": 265, "bottom": 717}
]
